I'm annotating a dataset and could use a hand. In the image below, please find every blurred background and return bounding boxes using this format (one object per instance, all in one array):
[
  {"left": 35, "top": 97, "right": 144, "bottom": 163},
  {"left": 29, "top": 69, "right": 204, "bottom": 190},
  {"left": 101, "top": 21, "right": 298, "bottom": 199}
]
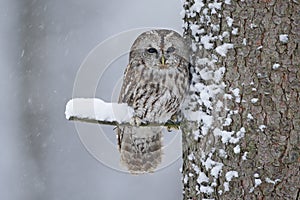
[{"left": 0, "top": 0, "right": 183, "bottom": 199}]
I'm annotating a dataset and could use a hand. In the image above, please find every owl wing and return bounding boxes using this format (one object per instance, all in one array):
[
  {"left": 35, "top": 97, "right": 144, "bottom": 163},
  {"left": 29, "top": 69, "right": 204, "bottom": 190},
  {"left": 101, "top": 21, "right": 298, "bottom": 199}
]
[
  {"left": 118, "top": 63, "right": 138, "bottom": 105},
  {"left": 117, "top": 62, "right": 139, "bottom": 149}
]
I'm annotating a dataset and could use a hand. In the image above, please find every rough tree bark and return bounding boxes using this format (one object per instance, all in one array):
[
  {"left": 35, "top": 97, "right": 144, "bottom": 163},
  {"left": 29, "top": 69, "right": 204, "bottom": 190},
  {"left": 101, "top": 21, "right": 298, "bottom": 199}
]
[{"left": 181, "top": 1, "right": 299, "bottom": 199}]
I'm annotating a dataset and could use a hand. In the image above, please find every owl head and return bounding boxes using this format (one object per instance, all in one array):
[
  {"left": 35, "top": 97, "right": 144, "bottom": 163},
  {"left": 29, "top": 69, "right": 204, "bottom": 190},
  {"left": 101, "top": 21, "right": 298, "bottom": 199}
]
[{"left": 129, "top": 29, "right": 190, "bottom": 69}]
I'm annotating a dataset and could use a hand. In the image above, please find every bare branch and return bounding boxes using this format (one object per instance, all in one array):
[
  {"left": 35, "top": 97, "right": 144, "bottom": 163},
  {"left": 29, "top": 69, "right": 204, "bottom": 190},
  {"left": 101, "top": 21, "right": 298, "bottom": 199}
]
[{"left": 68, "top": 116, "right": 180, "bottom": 127}]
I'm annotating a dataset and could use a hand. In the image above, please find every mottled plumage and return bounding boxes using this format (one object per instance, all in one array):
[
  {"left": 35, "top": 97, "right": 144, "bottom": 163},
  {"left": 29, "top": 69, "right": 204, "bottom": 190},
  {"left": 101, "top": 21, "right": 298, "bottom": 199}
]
[{"left": 117, "top": 29, "right": 190, "bottom": 173}]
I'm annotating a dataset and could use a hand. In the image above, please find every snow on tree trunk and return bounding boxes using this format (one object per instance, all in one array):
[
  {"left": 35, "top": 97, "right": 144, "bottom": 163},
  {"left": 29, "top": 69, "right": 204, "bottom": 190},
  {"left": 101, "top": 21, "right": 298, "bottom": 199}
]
[{"left": 181, "top": 0, "right": 300, "bottom": 199}]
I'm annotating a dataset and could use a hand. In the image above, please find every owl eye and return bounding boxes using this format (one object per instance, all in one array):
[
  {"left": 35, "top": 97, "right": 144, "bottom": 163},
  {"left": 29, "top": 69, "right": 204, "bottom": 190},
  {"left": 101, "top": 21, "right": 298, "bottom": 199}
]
[
  {"left": 166, "top": 46, "right": 175, "bottom": 53},
  {"left": 147, "top": 47, "right": 158, "bottom": 54}
]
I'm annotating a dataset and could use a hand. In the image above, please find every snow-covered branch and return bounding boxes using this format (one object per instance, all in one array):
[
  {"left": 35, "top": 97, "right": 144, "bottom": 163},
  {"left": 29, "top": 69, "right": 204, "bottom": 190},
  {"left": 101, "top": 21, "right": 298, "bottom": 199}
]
[{"left": 65, "top": 98, "right": 180, "bottom": 127}]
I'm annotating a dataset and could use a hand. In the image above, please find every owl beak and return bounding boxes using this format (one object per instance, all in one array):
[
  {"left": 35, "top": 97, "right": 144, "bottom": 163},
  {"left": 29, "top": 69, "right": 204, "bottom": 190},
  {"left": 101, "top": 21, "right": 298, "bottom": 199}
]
[{"left": 160, "top": 55, "right": 165, "bottom": 65}]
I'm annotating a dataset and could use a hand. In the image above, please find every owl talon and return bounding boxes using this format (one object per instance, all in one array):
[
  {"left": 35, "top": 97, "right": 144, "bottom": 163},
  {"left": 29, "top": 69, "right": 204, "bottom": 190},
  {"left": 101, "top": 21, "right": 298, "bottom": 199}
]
[
  {"left": 167, "top": 125, "right": 180, "bottom": 131},
  {"left": 166, "top": 120, "right": 180, "bottom": 131},
  {"left": 130, "top": 116, "right": 144, "bottom": 127}
]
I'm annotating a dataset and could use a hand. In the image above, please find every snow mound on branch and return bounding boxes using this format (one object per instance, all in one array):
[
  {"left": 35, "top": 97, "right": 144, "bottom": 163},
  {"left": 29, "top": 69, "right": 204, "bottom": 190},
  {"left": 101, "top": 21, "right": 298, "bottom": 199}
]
[{"left": 65, "top": 98, "right": 133, "bottom": 123}]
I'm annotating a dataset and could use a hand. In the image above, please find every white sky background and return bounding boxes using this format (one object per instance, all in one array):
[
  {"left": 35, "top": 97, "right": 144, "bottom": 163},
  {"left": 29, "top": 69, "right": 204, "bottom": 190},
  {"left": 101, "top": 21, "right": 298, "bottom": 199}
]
[{"left": 0, "top": 0, "right": 183, "bottom": 199}]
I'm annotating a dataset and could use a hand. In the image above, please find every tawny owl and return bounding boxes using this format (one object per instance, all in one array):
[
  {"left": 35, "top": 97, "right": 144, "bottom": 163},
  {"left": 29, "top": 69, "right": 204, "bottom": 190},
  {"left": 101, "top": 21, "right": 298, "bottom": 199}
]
[{"left": 117, "top": 29, "right": 190, "bottom": 173}]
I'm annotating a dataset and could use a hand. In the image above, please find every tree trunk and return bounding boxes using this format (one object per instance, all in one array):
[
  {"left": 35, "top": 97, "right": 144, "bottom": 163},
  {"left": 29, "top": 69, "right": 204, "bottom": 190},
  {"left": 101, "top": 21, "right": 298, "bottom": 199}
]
[{"left": 181, "top": 0, "right": 300, "bottom": 199}]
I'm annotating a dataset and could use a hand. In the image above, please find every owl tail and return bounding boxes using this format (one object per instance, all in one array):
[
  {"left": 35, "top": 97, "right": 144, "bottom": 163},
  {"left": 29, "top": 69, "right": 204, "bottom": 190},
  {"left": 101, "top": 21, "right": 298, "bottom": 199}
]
[{"left": 119, "top": 126, "right": 162, "bottom": 174}]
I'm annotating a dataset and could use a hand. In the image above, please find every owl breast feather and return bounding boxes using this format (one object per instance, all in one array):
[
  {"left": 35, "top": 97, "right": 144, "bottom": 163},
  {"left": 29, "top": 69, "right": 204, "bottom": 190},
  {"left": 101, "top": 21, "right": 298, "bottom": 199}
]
[{"left": 121, "top": 65, "right": 189, "bottom": 124}]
